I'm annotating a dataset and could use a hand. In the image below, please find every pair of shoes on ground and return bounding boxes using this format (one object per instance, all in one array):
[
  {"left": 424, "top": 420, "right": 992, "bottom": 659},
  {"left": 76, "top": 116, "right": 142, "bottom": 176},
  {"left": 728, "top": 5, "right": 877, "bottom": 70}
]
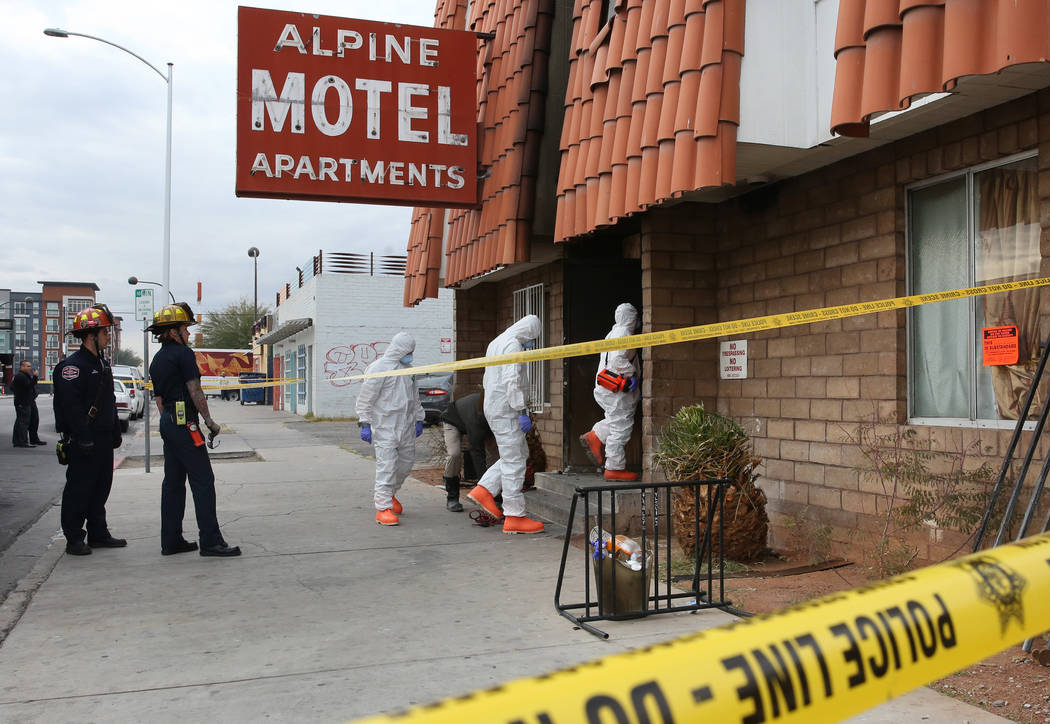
[
  {"left": 12, "top": 443, "right": 33, "bottom": 448},
  {"left": 579, "top": 432, "right": 639, "bottom": 481},
  {"left": 376, "top": 496, "right": 405, "bottom": 526},
  {"left": 65, "top": 535, "right": 128, "bottom": 555},
  {"left": 30, "top": 440, "right": 46, "bottom": 446},
  {"left": 164, "top": 539, "right": 241, "bottom": 557},
  {"left": 466, "top": 485, "right": 544, "bottom": 534}
]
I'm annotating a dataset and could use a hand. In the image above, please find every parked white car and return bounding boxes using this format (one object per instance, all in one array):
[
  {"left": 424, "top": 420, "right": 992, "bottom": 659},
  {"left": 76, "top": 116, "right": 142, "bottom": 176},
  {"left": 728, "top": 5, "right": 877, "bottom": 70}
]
[
  {"left": 113, "top": 379, "right": 132, "bottom": 432},
  {"left": 112, "top": 365, "right": 145, "bottom": 419}
]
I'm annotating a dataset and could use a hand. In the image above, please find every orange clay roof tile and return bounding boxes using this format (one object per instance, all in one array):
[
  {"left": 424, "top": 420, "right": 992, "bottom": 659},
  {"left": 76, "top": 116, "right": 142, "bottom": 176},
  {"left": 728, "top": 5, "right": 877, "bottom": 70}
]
[
  {"left": 831, "top": 0, "right": 1050, "bottom": 137},
  {"left": 408, "top": 0, "right": 746, "bottom": 299},
  {"left": 554, "top": 0, "right": 743, "bottom": 242},
  {"left": 404, "top": 0, "right": 554, "bottom": 305}
]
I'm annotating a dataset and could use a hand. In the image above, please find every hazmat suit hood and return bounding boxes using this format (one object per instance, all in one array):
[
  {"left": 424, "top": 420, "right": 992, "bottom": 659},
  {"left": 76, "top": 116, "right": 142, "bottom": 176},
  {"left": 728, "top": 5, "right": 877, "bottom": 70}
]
[
  {"left": 614, "top": 303, "right": 638, "bottom": 332},
  {"left": 382, "top": 332, "right": 416, "bottom": 362},
  {"left": 506, "top": 315, "right": 541, "bottom": 346}
]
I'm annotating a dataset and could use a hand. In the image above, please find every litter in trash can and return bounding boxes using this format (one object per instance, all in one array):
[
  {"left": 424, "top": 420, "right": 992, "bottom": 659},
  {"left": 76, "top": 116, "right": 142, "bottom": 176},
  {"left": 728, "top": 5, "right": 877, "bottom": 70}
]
[
  {"left": 590, "top": 528, "right": 644, "bottom": 570},
  {"left": 589, "top": 527, "right": 653, "bottom": 617}
]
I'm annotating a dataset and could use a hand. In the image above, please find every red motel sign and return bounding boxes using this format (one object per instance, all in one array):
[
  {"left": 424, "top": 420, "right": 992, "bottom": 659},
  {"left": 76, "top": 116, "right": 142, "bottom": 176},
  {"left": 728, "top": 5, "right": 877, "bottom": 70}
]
[{"left": 236, "top": 6, "right": 478, "bottom": 207}]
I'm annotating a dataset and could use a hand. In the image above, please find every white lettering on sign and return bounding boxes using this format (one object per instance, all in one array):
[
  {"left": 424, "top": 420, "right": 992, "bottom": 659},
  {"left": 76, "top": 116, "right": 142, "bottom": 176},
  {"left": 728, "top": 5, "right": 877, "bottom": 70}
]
[
  {"left": 251, "top": 70, "right": 468, "bottom": 145},
  {"left": 719, "top": 340, "right": 748, "bottom": 380},
  {"left": 249, "top": 153, "right": 465, "bottom": 189},
  {"left": 252, "top": 70, "right": 305, "bottom": 133}
]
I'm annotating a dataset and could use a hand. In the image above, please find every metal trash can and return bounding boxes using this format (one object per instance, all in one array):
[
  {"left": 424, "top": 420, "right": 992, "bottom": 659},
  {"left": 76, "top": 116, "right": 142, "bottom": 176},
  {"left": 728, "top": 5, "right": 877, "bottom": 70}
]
[{"left": 589, "top": 527, "right": 654, "bottom": 618}]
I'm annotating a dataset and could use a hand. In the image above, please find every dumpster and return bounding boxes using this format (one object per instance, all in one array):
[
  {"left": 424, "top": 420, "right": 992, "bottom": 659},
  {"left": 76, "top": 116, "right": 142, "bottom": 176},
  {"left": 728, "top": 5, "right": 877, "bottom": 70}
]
[
  {"left": 238, "top": 372, "right": 267, "bottom": 405},
  {"left": 589, "top": 528, "right": 654, "bottom": 617}
]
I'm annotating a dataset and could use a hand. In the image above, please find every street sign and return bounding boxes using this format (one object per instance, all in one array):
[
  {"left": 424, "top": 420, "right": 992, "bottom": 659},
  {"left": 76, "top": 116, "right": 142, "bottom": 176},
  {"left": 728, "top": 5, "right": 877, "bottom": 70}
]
[{"left": 135, "top": 288, "right": 154, "bottom": 322}]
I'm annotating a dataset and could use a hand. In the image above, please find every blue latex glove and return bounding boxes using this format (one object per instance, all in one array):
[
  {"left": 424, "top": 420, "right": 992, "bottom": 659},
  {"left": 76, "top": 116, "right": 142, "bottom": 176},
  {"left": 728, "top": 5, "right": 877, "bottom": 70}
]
[
  {"left": 360, "top": 424, "right": 372, "bottom": 444},
  {"left": 415, "top": 421, "right": 424, "bottom": 437},
  {"left": 518, "top": 414, "right": 532, "bottom": 434},
  {"left": 626, "top": 376, "right": 638, "bottom": 392}
]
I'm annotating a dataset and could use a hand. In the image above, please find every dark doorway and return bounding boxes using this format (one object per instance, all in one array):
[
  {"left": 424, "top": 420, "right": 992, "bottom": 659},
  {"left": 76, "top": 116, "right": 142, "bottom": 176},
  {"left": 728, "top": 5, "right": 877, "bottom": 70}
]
[{"left": 563, "top": 255, "right": 642, "bottom": 471}]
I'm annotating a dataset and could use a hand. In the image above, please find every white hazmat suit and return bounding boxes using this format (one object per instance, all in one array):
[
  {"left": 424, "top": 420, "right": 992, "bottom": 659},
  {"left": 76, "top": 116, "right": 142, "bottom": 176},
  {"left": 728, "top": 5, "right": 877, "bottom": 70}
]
[
  {"left": 475, "top": 315, "right": 542, "bottom": 518},
  {"left": 591, "top": 303, "right": 640, "bottom": 471},
  {"left": 355, "top": 332, "right": 425, "bottom": 511}
]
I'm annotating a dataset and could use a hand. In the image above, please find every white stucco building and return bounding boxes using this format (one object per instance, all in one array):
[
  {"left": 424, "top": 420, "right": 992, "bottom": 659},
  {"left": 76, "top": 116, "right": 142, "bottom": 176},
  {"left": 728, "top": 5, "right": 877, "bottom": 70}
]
[{"left": 259, "top": 252, "right": 453, "bottom": 418}]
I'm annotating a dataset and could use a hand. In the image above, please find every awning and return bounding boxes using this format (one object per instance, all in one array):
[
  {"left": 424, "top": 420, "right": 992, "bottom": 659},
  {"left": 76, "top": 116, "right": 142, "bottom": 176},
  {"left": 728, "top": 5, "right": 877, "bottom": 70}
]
[{"left": 255, "top": 318, "right": 312, "bottom": 346}]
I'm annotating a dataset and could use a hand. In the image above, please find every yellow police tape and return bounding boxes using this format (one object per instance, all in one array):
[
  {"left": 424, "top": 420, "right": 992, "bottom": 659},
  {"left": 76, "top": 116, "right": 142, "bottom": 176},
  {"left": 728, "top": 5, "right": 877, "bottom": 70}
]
[
  {"left": 336, "top": 276, "right": 1050, "bottom": 382},
  {"left": 349, "top": 533, "right": 1050, "bottom": 724},
  {"left": 137, "top": 276, "right": 1050, "bottom": 391}
]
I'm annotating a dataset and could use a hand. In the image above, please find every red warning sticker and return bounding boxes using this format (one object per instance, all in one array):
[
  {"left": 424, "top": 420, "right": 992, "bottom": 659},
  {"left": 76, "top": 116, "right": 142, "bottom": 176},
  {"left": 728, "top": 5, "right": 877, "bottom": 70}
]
[{"left": 983, "top": 325, "right": 1019, "bottom": 366}]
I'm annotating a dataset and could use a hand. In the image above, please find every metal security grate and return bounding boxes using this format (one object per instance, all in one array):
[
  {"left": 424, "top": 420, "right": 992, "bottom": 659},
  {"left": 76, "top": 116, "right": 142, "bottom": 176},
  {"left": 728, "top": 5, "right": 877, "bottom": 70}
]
[{"left": 512, "top": 283, "right": 546, "bottom": 413}]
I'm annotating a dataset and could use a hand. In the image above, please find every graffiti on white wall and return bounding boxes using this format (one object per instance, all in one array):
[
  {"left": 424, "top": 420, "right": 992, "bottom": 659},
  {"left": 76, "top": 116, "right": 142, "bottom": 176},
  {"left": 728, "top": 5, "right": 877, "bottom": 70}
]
[{"left": 323, "top": 342, "right": 388, "bottom": 386}]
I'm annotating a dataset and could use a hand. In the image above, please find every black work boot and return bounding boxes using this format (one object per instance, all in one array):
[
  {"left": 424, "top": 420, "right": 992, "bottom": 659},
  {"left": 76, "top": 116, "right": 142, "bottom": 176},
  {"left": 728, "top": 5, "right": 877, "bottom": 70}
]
[{"left": 444, "top": 476, "right": 463, "bottom": 512}]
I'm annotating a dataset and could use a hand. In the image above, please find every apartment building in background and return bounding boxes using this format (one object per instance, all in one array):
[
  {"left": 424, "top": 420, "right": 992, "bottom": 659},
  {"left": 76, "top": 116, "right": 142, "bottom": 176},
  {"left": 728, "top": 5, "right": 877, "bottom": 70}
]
[{"left": 37, "top": 281, "right": 100, "bottom": 380}]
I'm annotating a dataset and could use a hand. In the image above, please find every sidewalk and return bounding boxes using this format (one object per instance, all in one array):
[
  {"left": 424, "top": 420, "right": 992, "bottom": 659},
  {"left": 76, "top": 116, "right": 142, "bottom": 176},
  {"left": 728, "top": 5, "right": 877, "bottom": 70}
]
[{"left": 0, "top": 404, "right": 1012, "bottom": 723}]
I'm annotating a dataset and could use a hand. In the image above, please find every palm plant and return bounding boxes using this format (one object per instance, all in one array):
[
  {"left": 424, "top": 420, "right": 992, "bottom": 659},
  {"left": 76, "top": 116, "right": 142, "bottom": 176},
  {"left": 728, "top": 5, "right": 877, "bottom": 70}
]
[{"left": 653, "top": 404, "right": 768, "bottom": 561}]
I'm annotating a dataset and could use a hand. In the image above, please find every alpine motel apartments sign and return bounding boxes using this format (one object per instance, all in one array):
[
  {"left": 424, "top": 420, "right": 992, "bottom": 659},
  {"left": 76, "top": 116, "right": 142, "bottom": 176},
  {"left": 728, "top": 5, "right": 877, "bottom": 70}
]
[{"left": 236, "top": 6, "right": 478, "bottom": 207}]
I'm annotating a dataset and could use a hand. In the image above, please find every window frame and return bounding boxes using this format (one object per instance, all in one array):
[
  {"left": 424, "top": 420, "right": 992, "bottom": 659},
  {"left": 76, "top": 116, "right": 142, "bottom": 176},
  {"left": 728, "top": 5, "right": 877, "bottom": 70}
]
[
  {"left": 905, "top": 149, "right": 1039, "bottom": 430},
  {"left": 297, "top": 343, "right": 307, "bottom": 405},
  {"left": 512, "top": 283, "right": 549, "bottom": 413}
]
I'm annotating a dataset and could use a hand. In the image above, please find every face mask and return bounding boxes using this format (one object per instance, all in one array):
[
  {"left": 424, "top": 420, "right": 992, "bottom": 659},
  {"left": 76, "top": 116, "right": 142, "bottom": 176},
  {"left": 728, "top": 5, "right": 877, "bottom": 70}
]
[
  {"left": 400, "top": 354, "right": 413, "bottom": 365},
  {"left": 522, "top": 339, "right": 536, "bottom": 351}
]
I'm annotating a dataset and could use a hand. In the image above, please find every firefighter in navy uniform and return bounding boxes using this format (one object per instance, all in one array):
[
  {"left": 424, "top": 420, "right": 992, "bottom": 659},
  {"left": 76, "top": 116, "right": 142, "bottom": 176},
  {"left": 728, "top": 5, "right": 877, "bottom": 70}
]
[
  {"left": 148, "top": 303, "right": 241, "bottom": 557},
  {"left": 53, "top": 304, "right": 127, "bottom": 556}
]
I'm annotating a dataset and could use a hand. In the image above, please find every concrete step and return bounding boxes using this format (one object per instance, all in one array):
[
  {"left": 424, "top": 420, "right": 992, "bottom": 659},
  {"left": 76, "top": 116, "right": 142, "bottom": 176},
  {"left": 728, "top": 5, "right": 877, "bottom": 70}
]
[{"left": 530, "top": 471, "right": 642, "bottom": 536}]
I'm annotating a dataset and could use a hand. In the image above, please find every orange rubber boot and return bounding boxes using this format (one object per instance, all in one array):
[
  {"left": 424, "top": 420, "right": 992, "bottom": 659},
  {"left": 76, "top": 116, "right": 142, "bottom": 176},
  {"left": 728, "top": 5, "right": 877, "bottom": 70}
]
[
  {"left": 604, "top": 469, "right": 639, "bottom": 481},
  {"left": 375, "top": 509, "right": 399, "bottom": 526},
  {"left": 391, "top": 497, "right": 403, "bottom": 515},
  {"left": 503, "top": 515, "right": 545, "bottom": 534},
  {"left": 466, "top": 485, "right": 503, "bottom": 520},
  {"left": 579, "top": 431, "right": 604, "bottom": 467}
]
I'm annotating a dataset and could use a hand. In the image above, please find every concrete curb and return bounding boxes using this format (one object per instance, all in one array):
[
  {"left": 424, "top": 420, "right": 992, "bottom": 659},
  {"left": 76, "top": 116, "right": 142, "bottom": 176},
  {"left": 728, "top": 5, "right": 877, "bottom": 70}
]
[
  {"left": 0, "top": 524, "right": 64, "bottom": 647},
  {"left": 119, "top": 450, "right": 256, "bottom": 467}
]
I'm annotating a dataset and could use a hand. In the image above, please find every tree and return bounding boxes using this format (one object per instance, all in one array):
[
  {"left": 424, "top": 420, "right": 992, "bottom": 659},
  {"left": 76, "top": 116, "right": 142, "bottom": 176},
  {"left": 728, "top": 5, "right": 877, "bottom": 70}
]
[
  {"left": 114, "top": 348, "right": 143, "bottom": 368},
  {"left": 196, "top": 297, "right": 270, "bottom": 348}
]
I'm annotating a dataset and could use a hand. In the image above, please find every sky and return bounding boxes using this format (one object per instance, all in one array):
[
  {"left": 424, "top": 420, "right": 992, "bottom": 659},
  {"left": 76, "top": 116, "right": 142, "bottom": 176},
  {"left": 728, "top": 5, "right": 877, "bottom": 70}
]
[{"left": 1, "top": 0, "right": 436, "bottom": 360}]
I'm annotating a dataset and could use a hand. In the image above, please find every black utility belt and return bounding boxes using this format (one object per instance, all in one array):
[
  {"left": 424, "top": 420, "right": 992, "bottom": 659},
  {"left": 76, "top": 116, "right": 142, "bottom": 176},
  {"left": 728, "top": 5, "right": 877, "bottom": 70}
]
[{"left": 163, "top": 400, "right": 197, "bottom": 426}]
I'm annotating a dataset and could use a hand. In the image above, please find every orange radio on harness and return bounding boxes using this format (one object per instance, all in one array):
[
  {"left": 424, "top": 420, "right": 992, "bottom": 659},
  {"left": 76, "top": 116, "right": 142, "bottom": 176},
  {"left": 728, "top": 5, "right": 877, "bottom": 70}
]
[{"left": 596, "top": 369, "right": 628, "bottom": 393}]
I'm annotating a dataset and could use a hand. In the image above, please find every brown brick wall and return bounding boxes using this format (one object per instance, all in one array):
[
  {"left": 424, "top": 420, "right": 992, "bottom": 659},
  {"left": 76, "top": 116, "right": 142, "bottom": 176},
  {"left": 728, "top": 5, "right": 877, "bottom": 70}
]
[
  {"left": 699, "top": 91, "right": 1050, "bottom": 558},
  {"left": 639, "top": 207, "right": 721, "bottom": 477}
]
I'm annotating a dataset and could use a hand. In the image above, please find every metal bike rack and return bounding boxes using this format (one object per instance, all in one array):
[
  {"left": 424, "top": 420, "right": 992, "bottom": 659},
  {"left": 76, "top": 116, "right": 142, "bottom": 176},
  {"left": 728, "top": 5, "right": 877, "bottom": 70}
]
[{"left": 554, "top": 478, "right": 747, "bottom": 639}]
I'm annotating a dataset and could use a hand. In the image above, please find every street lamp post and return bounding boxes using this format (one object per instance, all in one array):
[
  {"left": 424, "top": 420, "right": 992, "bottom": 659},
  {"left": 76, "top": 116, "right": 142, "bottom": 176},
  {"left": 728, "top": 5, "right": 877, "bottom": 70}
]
[
  {"left": 44, "top": 28, "right": 174, "bottom": 303},
  {"left": 248, "top": 247, "right": 260, "bottom": 328},
  {"left": 128, "top": 277, "right": 175, "bottom": 475}
]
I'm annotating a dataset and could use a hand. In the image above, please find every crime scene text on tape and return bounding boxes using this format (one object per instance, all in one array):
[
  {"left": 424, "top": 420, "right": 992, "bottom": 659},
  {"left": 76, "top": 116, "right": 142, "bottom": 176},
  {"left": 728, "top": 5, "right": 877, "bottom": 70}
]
[
  {"left": 335, "top": 276, "right": 1050, "bottom": 383},
  {"left": 137, "top": 378, "right": 304, "bottom": 391},
  {"left": 132, "top": 277, "right": 1050, "bottom": 392},
  {"left": 348, "top": 533, "right": 1050, "bottom": 724}
]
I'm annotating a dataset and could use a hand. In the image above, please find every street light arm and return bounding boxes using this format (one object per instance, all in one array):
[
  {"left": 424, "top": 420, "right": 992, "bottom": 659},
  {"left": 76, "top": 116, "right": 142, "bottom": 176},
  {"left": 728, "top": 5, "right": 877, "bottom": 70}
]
[
  {"left": 43, "top": 29, "right": 169, "bottom": 82},
  {"left": 48, "top": 25, "right": 174, "bottom": 303},
  {"left": 129, "top": 278, "right": 176, "bottom": 303}
]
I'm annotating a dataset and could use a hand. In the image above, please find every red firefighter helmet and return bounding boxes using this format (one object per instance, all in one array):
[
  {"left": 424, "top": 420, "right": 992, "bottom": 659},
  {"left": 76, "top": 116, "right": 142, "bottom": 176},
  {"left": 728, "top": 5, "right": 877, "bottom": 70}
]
[{"left": 71, "top": 304, "right": 116, "bottom": 335}]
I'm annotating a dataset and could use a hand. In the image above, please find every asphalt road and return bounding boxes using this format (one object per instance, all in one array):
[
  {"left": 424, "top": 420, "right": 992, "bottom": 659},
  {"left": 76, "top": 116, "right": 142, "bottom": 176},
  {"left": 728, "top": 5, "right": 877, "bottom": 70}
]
[{"left": 0, "top": 395, "right": 140, "bottom": 601}]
